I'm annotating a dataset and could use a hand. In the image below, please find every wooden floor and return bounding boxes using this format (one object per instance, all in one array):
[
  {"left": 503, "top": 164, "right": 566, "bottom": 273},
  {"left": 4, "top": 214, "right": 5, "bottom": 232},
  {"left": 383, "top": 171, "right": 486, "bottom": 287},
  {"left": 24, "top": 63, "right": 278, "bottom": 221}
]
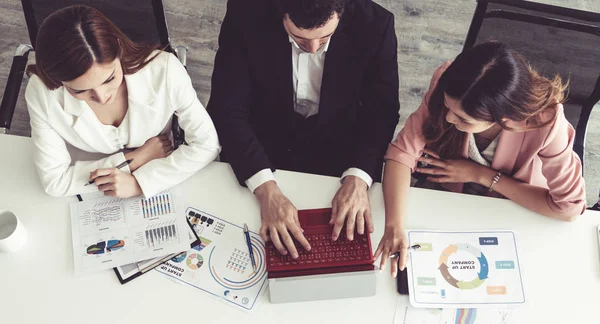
[{"left": 1, "top": 0, "right": 600, "bottom": 204}]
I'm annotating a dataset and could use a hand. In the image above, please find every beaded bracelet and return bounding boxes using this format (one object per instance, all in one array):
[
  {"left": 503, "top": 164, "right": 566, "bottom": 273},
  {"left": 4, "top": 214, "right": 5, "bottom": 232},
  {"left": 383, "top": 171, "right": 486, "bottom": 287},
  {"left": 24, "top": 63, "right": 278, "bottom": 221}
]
[{"left": 488, "top": 172, "right": 502, "bottom": 192}]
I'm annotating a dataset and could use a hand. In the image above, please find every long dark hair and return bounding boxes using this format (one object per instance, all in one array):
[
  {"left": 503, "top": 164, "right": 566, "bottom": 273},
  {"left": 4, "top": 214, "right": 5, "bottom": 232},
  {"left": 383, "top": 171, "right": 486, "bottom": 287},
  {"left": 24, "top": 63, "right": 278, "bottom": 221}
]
[
  {"left": 28, "top": 5, "right": 161, "bottom": 90},
  {"left": 423, "top": 41, "right": 567, "bottom": 159}
]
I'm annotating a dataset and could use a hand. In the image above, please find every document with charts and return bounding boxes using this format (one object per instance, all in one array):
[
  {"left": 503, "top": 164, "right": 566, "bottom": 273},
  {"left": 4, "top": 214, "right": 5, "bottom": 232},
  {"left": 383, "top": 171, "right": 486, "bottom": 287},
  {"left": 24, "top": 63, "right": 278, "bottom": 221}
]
[
  {"left": 155, "top": 207, "right": 268, "bottom": 312},
  {"left": 406, "top": 230, "right": 525, "bottom": 308},
  {"left": 394, "top": 301, "right": 516, "bottom": 324},
  {"left": 69, "top": 189, "right": 189, "bottom": 275}
]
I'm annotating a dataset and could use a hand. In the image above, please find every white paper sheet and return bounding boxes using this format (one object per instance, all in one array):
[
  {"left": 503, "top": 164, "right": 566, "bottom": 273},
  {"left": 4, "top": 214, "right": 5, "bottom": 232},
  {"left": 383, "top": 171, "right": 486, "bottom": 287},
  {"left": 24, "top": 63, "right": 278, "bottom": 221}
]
[
  {"left": 155, "top": 207, "right": 268, "bottom": 312},
  {"left": 115, "top": 224, "right": 199, "bottom": 283},
  {"left": 69, "top": 189, "right": 189, "bottom": 275},
  {"left": 406, "top": 230, "right": 525, "bottom": 308},
  {"left": 394, "top": 298, "right": 516, "bottom": 324}
]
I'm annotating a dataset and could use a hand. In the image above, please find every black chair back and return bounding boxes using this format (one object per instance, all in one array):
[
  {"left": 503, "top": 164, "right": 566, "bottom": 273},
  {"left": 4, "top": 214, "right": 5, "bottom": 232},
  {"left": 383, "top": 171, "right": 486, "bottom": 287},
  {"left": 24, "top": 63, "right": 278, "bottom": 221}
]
[
  {"left": 464, "top": 0, "right": 600, "bottom": 166},
  {"left": 21, "top": 0, "right": 171, "bottom": 50}
]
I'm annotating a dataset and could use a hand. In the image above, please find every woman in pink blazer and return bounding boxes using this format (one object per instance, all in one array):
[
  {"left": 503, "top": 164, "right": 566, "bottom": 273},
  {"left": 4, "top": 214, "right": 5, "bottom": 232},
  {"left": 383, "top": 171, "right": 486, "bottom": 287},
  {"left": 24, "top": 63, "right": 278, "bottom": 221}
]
[{"left": 374, "top": 42, "right": 586, "bottom": 277}]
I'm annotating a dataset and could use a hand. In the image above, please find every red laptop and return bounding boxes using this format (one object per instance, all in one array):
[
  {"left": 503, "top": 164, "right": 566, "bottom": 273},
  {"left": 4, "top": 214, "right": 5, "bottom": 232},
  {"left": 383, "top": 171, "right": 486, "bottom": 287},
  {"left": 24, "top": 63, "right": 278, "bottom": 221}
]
[{"left": 266, "top": 208, "right": 375, "bottom": 279}]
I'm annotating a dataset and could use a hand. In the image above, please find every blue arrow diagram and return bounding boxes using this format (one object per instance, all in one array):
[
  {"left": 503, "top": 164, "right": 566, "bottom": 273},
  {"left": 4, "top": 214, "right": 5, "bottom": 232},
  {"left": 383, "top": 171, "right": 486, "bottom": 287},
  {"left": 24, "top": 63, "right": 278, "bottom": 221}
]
[{"left": 477, "top": 253, "right": 489, "bottom": 280}]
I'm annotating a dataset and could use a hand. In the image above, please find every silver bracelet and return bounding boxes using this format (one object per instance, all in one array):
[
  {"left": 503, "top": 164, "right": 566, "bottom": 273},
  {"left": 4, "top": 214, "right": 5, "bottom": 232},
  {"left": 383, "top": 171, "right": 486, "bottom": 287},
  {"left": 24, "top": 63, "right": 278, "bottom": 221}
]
[{"left": 488, "top": 172, "right": 502, "bottom": 192}]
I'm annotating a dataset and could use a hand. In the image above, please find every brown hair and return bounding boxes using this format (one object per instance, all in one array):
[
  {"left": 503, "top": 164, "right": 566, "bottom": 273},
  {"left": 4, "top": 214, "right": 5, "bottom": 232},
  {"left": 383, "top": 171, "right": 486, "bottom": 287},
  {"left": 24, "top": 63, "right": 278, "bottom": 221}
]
[
  {"left": 423, "top": 41, "right": 568, "bottom": 159},
  {"left": 28, "top": 5, "right": 161, "bottom": 90}
]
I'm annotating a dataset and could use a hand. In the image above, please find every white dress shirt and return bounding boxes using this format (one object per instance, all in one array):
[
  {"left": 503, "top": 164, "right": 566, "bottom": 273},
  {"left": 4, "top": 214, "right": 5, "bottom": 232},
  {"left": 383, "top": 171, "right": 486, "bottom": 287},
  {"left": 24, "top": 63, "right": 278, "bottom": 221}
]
[
  {"left": 25, "top": 51, "right": 221, "bottom": 198},
  {"left": 244, "top": 37, "right": 373, "bottom": 193}
]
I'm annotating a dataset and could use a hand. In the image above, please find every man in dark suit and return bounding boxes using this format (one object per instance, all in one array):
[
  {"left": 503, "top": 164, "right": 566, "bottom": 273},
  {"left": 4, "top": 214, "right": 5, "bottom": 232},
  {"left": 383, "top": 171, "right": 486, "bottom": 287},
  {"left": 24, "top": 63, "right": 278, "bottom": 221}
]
[{"left": 208, "top": 0, "right": 399, "bottom": 258}]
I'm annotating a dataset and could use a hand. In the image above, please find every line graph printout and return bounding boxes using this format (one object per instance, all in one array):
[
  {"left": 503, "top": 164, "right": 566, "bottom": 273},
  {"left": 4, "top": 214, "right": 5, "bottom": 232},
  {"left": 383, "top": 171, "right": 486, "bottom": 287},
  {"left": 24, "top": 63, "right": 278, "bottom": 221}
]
[{"left": 70, "top": 189, "right": 189, "bottom": 275}]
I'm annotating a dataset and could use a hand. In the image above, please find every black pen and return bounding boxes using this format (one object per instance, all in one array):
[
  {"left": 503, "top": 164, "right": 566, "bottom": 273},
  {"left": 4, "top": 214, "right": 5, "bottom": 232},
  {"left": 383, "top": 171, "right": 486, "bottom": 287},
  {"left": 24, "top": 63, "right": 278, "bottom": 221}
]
[
  {"left": 84, "top": 159, "right": 133, "bottom": 186},
  {"left": 389, "top": 244, "right": 421, "bottom": 258}
]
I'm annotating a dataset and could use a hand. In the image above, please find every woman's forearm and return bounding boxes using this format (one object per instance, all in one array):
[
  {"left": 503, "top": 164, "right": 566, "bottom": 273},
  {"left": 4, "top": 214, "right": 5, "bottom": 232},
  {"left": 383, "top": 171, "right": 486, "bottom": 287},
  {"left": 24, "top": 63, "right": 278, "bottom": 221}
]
[
  {"left": 382, "top": 161, "right": 412, "bottom": 228},
  {"left": 476, "top": 166, "right": 577, "bottom": 221}
]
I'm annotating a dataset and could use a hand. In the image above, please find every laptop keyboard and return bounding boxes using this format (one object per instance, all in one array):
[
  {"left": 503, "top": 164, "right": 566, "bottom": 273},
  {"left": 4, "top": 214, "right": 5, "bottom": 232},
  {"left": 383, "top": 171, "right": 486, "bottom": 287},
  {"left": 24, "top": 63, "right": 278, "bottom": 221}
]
[{"left": 267, "top": 226, "right": 373, "bottom": 272}]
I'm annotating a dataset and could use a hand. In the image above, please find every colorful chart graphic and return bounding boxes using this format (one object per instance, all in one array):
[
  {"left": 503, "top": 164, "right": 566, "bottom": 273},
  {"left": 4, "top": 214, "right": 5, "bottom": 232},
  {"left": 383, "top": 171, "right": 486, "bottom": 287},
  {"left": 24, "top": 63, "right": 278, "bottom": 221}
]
[
  {"left": 171, "top": 252, "right": 187, "bottom": 263},
  {"left": 187, "top": 253, "right": 204, "bottom": 270},
  {"left": 155, "top": 207, "right": 268, "bottom": 312},
  {"left": 187, "top": 210, "right": 214, "bottom": 251},
  {"left": 188, "top": 210, "right": 215, "bottom": 227},
  {"left": 86, "top": 241, "right": 106, "bottom": 255},
  {"left": 454, "top": 308, "right": 477, "bottom": 324},
  {"left": 86, "top": 240, "right": 125, "bottom": 254},
  {"left": 439, "top": 244, "right": 488, "bottom": 289},
  {"left": 145, "top": 224, "right": 178, "bottom": 248},
  {"left": 208, "top": 236, "right": 267, "bottom": 290},
  {"left": 407, "top": 231, "right": 525, "bottom": 308},
  {"left": 141, "top": 193, "right": 173, "bottom": 218},
  {"left": 107, "top": 240, "right": 125, "bottom": 252},
  {"left": 191, "top": 236, "right": 212, "bottom": 252}
]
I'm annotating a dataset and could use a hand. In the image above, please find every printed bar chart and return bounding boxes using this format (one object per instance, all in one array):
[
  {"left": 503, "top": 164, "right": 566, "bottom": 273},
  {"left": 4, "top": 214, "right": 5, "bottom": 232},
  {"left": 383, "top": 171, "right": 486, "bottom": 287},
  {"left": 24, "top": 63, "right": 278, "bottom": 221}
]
[
  {"left": 141, "top": 193, "right": 173, "bottom": 218},
  {"left": 145, "top": 224, "right": 177, "bottom": 248}
]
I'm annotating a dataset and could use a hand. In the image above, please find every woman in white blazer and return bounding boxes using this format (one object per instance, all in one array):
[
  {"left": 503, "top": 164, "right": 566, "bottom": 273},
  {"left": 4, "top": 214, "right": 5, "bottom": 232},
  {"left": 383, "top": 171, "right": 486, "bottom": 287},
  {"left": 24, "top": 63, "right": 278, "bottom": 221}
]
[{"left": 25, "top": 5, "right": 220, "bottom": 198}]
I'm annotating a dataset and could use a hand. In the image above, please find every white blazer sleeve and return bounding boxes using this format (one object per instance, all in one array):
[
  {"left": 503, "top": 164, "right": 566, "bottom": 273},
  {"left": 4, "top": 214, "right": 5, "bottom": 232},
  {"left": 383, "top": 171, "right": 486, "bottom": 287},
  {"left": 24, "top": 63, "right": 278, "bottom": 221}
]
[
  {"left": 132, "top": 54, "right": 221, "bottom": 197},
  {"left": 25, "top": 77, "right": 131, "bottom": 197}
]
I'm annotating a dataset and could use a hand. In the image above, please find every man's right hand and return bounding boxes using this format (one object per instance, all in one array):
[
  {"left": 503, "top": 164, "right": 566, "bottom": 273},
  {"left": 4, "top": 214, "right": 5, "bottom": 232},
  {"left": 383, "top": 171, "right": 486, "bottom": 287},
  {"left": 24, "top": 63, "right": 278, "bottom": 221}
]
[{"left": 255, "top": 181, "right": 311, "bottom": 258}]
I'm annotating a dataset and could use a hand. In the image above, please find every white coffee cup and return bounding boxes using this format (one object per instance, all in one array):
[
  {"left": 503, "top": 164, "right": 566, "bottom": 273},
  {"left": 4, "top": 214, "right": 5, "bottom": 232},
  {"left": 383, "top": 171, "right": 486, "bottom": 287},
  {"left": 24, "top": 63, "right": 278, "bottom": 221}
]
[{"left": 0, "top": 210, "right": 27, "bottom": 253}]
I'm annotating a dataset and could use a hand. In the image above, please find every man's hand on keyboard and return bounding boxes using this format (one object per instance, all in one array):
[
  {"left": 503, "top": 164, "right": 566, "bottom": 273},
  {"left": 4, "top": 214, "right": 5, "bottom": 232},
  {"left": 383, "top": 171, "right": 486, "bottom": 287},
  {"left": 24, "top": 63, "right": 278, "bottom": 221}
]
[
  {"left": 255, "top": 181, "right": 312, "bottom": 259},
  {"left": 330, "top": 175, "right": 373, "bottom": 241},
  {"left": 373, "top": 225, "right": 408, "bottom": 277}
]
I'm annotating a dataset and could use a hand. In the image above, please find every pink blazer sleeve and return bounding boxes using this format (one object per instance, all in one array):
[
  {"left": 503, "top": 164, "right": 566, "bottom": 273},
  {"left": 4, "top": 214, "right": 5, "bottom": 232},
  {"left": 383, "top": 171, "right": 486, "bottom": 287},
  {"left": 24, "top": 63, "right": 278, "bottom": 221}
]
[
  {"left": 538, "top": 105, "right": 586, "bottom": 216},
  {"left": 385, "top": 61, "right": 452, "bottom": 171}
]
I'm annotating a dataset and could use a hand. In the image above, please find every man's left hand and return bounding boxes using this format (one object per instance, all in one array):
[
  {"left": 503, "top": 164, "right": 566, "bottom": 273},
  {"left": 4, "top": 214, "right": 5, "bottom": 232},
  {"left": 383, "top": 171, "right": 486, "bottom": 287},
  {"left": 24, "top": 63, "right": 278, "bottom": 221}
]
[{"left": 330, "top": 176, "right": 373, "bottom": 241}]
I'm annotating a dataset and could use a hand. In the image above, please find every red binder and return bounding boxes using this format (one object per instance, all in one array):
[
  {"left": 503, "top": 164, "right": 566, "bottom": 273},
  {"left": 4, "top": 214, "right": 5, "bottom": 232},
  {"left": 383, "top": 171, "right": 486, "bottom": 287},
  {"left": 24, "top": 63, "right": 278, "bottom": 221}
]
[{"left": 266, "top": 208, "right": 375, "bottom": 279}]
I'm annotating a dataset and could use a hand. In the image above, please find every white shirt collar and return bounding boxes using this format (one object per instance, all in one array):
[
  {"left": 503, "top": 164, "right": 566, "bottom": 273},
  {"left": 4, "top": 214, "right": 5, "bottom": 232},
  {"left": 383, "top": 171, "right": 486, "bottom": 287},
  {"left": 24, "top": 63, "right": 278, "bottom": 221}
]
[{"left": 288, "top": 36, "right": 331, "bottom": 54}]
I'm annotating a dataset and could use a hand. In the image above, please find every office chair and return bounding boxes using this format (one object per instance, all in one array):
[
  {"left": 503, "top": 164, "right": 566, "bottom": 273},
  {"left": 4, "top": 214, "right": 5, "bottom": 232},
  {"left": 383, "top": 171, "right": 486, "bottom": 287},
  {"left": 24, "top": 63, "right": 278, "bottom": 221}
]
[
  {"left": 464, "top": 0, "right": 600, "bottom": 210},
  {"left": 463, "top": 0, "right": 600, "bottom": 172},
  {"left": 0, "top": 0, "right": 187, "bottom": 148}
]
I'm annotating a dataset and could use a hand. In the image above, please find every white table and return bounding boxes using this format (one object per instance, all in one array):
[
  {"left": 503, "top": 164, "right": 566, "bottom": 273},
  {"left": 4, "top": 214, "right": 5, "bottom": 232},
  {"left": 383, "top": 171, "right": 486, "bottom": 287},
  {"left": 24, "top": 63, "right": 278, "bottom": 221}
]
[{"left": 1, "top": 134, "right": 599, "bottom": 324}]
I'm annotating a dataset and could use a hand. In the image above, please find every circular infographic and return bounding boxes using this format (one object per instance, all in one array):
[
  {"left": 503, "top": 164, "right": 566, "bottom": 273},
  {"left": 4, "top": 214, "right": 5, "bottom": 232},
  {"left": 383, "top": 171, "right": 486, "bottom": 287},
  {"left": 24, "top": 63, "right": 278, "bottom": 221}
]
[
  {"left": 186, "top": 253, "right": 204, "bottom": 270},
  {"left": 439, "top": 243, "right": 489, "bottom": 289},
  {"left": 208, "top": 236, "right": 267, "bottom": 290}
]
